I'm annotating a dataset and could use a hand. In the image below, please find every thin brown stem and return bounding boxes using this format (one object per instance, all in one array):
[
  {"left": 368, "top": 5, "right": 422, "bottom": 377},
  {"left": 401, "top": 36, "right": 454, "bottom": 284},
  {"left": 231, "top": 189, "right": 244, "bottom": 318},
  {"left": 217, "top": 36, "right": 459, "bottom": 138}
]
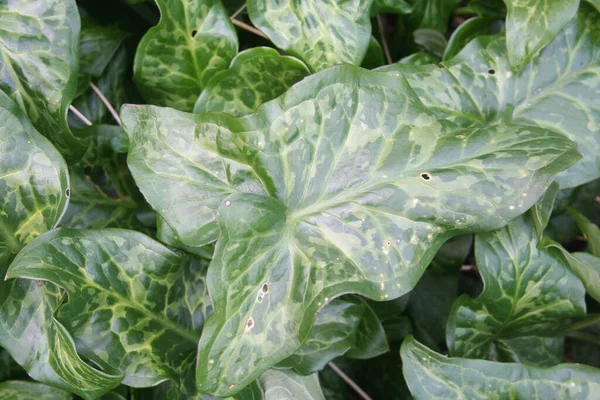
[
  {"left": 230, "top": 3, "right": 246, "bottom": 20},
  {"left": 89, "top": 82, "right": 122, "bottom": 126},
  {"left": 230, "top": 19, "right": 267, "bottom": 39},
  {"left": 377, "top": 15, "right": 392, "bottom": 65},
  {"left": 69, "top": 105, "right": 92, "bottom": 126},
  {"left": 328, "top": 362, "right": 373, "bottom": 400}
]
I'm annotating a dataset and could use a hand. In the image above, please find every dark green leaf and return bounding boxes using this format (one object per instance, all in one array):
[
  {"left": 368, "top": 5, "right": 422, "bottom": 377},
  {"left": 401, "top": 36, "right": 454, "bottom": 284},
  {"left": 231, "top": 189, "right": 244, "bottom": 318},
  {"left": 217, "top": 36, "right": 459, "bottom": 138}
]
[
  {"left": 247, "top": 0, "right": 372, "bottom": 71},
  {"left": 0, "top": 381, "right": 72, "bottom": 400},
  {"left": 360, "top": 37, "right": 386, "bottom": 70},
  {"left": 531, "top": 181, "right": 560, "bottom": 238},
  {"left": 505, "top": 0, "right": 580, "bottom": 71},
  {"left": 133, "top": 0, "right": 238, "bottom": 111},
  {"left": 467, "top": 0, "right": 506, "bottom": 17},
  {"left": 408, "top": 0, "right": 460, "bottom": 32},
  {"left": 569, "top": 207, "right": 600, "bottom": 256},
  {"left": 388, "top": 8, "right": 600, "bottom": 188},
  {"left": 0, "top": 0, "right": 86, "bottom": 158},
  {"left": 413, "top": 28, "right": 447, "bottom": 58},
  {"left": 447, "top": 212, "right": 586, "bottom": 366},
  {"left": 402, "top": 335, "right": 600, "bottom": 399},
  {"left": 443, "top": 17, "right": 502, "bottom": 61},
  {"left": 345, "top": 298, "right": 388, "bottom": 359},
  {"left": 122, "top": 64, "right": 580, "bottom": 396},
  {"left": 194, "top": 47, "right": 309, "bottom": 117},
  {"left": 586, "top": 0, "right": 600, "bottom": 12},
  {"left": 0, "top": 91, "right": 69, "bottom": 261},
  {"left": 6, "top": 229, "right": 210, "bottom": 390},
  {"left": 0, "top": 348, "right": 26, "bottom": 381},
  {"left": 371, "top": 0, "right": 412, "bottom": 14}
]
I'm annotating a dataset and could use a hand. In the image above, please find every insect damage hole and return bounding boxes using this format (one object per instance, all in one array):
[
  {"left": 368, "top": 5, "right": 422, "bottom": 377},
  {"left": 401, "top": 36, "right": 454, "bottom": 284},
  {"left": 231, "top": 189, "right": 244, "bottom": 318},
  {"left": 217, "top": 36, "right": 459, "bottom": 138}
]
[
  {"left": 261, "top": 282, "right": 269, "bottom": 294},
  {"left": 191, "top": 29, "right": 198, "bottom": 38},
  {"left": 488, "top": 68, "right": 496, "bottom": 75},
  {"left": 420, "top": 172, "right": 432, "bottom": 181},
  {"left": 65, "top": 188, "right": 70, "bottom": 198},
  {"left": 244, "top": 317, "right": 255, "bottom": 332}
]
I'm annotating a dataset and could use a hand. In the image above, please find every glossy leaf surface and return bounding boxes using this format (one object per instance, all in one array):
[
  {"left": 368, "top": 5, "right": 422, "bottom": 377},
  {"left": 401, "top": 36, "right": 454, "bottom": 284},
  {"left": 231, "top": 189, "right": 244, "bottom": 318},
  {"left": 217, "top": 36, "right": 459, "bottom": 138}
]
[
  {"left": 0, "top": 91, "right": 69, "bottom": 262},
  {"left": 447, "top": 211, "right": 586, "bottom": 365},
  {"left": 134, "top": 0, "right": 238, "bottom": 111},
  {"left": 7, "top": 229, "right": 209, "bottom": 390},
  {"left": 247, "top": 0, "right": 372, "bottom": 71},
  {"left": 0, "top": 0, "right": 85, "bottom": 158},
  {"left": 259, "top": 370, "right": 325, "bottom": 400},
  {"left": 389, "top": 8, "right": 600, "bottom": 188},
  {"left": 123, "top": 64, "right": 580, "bottom": 395},
  {"left": 194, "top": 47, "right": 310, "bottom": 116},
  {"left": 505, "top": 0, "right": 580, "bottom": 71},
  {"left": 402, "top": 335, "right": 600, "bottom": 399}
]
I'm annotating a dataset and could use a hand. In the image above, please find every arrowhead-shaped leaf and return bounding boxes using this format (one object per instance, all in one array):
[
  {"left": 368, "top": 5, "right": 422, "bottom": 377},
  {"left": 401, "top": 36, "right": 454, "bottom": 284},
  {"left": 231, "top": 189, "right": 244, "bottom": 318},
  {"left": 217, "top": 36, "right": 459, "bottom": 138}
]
[
  {"left": 447, "top": 211, "right": 586, "bottom": 366},
  {"left": 247, "top": 0, "right": 372, "bottom": 72},
  {"left": 0, "top": 381, "right": 72, "bottom": 400},
  {"left": 122, "top": 64, "right": 581, "bottom": 395},
  {"left": 0, "top": 91, "right": 69, "bottom": 262},
  {"left": 0, "top": 0, "right": 86, "bottom": 158},
  {"left": 133, "top": 0, "right": 238, "bottom": 111},
  {"left": 402, "top": 335, "right": 600, "bottom": 399},
  {"left": 505, "top": 0, "right": 580, "bottom": 71},
  {"left": 385, "top": 7, "right": 600, "bottom": 188},
  {"left": 6, "top": 229, "right": 210, "bottom": 390},
  {"left": 194, "top": 47, "right": 310, "bottom": 117}
]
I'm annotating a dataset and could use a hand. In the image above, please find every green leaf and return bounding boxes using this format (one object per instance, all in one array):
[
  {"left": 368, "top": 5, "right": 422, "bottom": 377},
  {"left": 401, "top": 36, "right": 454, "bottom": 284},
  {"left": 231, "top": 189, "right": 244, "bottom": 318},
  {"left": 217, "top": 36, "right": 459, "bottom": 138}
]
[
  {"left": 6, "top": 229, "right": 209, "bottom": 389},
  {"left": 122, "top": 64, "right": 581, "bottom": 396},
  {"left": 345, "top": 298, "right": 388, "bottom": 359},
  {"left": 0, "top": 91, "right": 69, "bottom": 261},
  {"left": 194, "top": 47, "right": 310, "bottom": 117},
  {"left": 133, "top": 0, "right": 238, "bottom": 111},
  {"left": 259, "top": 370, "right": 325, "bottom": 400},
  {"left": 360, "top": 37, "right": 386, "bottom": 70},
  {"left": 0, "top": 0, "right": 86, "bottom": 158},
  {"left": 586, "top": 0, "right": 600, "bottom": 12},
  {"left": 413, "top": 28, "right": 447, "bottom": 58},
  {"left": 505, "top": 0, "right": 580, "bottom": 71},
  {"left": 447, "top": 211, "right": 586, "bottom": 366},
  {"left": 0, "top": 348, "right": 26, "bottom": 381},
  {"left": 531, "top": 181, "right": 560, "bottom": 238},
  {"left": 156, "top": 215, "right": 214, "bottom": 258},
  {"left": 0, "top": 274, "right": 123, "bottom": 398},
  {"left": 401, "top": 335, "right": 600, "bottom": 399},
  {"left": 408, "top": 0, "right": 460, "bottom": 32},
  {"left": 59, "top": 125, "right": 148, "bottom": 231},
  {"left": 467, "top": 0, "right": 506, "bottom": 17},
  {"left": 247, "top": 0, "right": 372, "bottom": 72},
  {"left": 0, "top": 381, "right": 72, "bottom": 400},
  {"left": 569, "top": 206, "right": 600, "bottom": 256},
  {"left": 388, "top": 7, "right": 600, "bottom": 188},
  {"left": 443, "top": 17, "right": 502, "bottom": 61},
  {"left": 371, "top": 0, "right": 412, "bottom": 14},
  {"left": 77, "top": 18, "right": 128, "bottom": 95}
]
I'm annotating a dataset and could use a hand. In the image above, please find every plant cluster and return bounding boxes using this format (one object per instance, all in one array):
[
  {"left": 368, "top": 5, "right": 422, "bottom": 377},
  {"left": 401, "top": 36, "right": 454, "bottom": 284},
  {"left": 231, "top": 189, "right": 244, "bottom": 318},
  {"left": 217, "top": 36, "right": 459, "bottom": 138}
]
[{"left": 1, "top": 0, "right": 600, "bottom": 399}]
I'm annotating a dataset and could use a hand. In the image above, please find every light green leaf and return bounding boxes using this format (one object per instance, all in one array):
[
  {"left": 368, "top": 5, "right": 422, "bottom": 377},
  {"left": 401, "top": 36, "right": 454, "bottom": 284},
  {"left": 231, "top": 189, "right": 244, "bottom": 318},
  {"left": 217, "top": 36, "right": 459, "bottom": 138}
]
[
  {"left": 505, "top": 0, "right": 580, "bottom": 71},
  {"left": 413, "top": 28, "right": 447, "bottom": 58},
  {"left": 6, "top": 229, "right": 210, "bottom": 389},
  {"left": 401, "top": 335, "right": 600, "bottom": 399},
  {"left": 0, "top": 91, "right": 69, "bottom": 262},
  {"left": 531, "top": 181, "right": 560, "bottom": 238},
  {"left": 0, "top": 381, "right": 72, "bottom": 400},
  {"left": 259, "top": 370, "right": 325, "bottom": 400},
  {"left": 388, "top": 7, "right": 600, "bottom": 188},
  {"left": 247, "top": 0, "right": 372, "bottom": 72},
  {"left": 398, "top": 52, "right": 439, "bottom": 65},
  {"left": 0, "top": 0, "right": 86, "bottom": 158},
  {"left": 122, "top": 64, "right": 580, "bottom": 396},
  {"left": 447, "top": 211, "right": 586, "bottom": 366},
  {"left": 133, "top": 0, "right": 238, "bottom": 111},
  {"left": 0, "top": 275, "right": 123, "bottom": 399},
  {"left": 157, "top": 215, "right": 215, "bottom": 259},
  {"left": 569, "top": 206, "right": 600, "bottom": 256},
  {"left": 443, "top": 17, "right": 502, "bottom": 61},
  {"left": 194, "top": 47, "right": 310, "bottom": 117}
]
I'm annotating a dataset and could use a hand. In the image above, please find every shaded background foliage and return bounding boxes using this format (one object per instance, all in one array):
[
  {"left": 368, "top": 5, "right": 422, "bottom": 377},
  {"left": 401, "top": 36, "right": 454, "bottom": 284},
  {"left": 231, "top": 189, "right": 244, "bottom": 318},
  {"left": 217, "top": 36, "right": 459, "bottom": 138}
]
[{"left": 0, "top": 0, "right": 599, "bottom": 399}]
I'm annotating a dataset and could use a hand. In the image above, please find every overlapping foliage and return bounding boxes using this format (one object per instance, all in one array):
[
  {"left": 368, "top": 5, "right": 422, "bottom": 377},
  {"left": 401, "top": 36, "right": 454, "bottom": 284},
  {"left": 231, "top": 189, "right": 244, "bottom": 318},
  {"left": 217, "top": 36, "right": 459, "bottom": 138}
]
[{"left": 1, "top": 0, "right": 600, "bottom": 399}]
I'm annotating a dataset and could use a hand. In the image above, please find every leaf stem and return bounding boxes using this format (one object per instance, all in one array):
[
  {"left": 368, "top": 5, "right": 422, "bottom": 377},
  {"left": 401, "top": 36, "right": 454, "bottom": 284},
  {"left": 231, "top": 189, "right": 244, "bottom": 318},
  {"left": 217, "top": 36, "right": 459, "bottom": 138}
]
[
  {"left": 69, "top": 105, "right": 92, "bottom": 126},
  {"left": 376, "top": 15, "right": 393, "bottom": 65},
  {"left": 230, "top": 4, "right": 246, "bottom": 20},
  {"left": 569, "top": 314, "right": 600, "bottom": 332},
  {"left": 230, "top": 19, "right": 268, "bottom": 39},
  {"left": 89, "top": 82, "right": 122, "bottom": 126},
  {"left": 328, "top": 362, "right": 373, "bottom": 400}
]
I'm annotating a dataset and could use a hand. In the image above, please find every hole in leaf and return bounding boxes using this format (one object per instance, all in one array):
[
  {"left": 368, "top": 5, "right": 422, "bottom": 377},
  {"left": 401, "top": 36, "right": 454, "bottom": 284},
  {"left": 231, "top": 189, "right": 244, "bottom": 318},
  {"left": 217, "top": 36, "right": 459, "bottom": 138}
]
[
  {"left": 488, "top": 68, "right": 495, "bottom": 75},
  {"left": 191, "top": 29, "right": 198, "bottom": 38},
  {"left": 245, "top": 317, "right": 255, "bottom": 332},
  {"left": 385, "top": 240, "right": 392, "bottom": 246},
  {"left": 65, "top": 188, "right": 70, "bottom": 198},
  {"left": 420, "top": 172, "right": 432, "bottom": 181},
  {"left": 261, "top": 282, "right": 269, "bottom": 294}
]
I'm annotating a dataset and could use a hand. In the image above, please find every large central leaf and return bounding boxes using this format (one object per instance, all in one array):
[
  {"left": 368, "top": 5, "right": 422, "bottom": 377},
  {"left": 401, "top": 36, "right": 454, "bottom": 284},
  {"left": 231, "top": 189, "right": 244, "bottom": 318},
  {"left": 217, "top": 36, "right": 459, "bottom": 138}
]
[{"left": 121, "top": 65, "right": 580, "bottom": 396}]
